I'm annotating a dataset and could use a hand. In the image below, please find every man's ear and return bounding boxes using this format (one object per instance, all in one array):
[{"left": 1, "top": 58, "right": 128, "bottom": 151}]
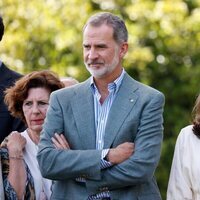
[{"left": 119, "top": 42, "right": 128, "bottom": 58}]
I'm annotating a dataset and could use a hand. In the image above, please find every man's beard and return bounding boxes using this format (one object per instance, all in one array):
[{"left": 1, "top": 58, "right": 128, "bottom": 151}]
[{"left": 85, "top": 54, "right": 119, "bottom": 78}]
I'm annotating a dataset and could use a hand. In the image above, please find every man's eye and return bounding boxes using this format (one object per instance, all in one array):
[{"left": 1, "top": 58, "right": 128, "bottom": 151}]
[
  {"left": 83, "top": 45, "right": 90, "bottom": 49},
  {"left": 98, "top": 46, "right": 106, "bottom": 49}
]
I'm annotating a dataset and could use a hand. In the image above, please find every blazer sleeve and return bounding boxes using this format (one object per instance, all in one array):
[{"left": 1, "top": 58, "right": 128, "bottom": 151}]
[
  {"left": 85, "top": 92, "right": 165, "bottom": 194},
  {"left": 37, "top": 91, "right": 102, "bottom": 181},
  {"left": 167, "top": 129, "right": 193, "bottom": 200}
]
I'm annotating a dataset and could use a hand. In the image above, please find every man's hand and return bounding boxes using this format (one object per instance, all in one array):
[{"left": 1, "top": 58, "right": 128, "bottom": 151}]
[
  {"left": 106, "top": 142, "right": 134, "bottom": 165},
  {"left": 51, "top": 133, "right": 70, "bottom": 149}
]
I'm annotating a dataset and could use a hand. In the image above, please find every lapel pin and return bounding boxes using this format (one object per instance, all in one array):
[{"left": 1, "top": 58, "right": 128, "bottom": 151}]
[{"left": 130, "top": 98, "right": 134, "bottom": 103}]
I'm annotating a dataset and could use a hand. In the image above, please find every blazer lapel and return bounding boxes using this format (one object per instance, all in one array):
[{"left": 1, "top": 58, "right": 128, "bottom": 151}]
[
  {"left": 104, "top": 74, "right": 139, "bottom": 148},
  {"left": 71, "top": 79, "right": 96, "bottom": 149}
]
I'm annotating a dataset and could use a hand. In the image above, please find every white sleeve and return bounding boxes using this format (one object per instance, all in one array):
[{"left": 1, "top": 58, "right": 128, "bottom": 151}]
[{"left": 167, "top": 130, "right": 193, "bottom": 200}]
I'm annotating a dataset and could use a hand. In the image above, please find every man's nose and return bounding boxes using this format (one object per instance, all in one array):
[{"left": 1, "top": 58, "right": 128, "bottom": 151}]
[{"left": 88, "top": 48, "right": 98, "bottom": 60}]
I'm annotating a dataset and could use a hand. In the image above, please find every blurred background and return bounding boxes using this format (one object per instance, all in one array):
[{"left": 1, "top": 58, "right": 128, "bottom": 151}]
[{"left": 1, "top": 0, "right": 200, "bottom": 199}]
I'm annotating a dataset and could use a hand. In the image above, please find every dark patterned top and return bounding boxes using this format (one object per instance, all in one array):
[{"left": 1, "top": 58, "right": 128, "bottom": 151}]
[{"left": 0, "top": 147, "right": 36, "bottom": 200}]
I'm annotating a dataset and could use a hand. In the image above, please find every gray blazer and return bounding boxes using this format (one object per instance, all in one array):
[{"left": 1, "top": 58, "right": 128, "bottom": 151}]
[{"left": 37, "top": 73, "right": 165, "bottom": 200}]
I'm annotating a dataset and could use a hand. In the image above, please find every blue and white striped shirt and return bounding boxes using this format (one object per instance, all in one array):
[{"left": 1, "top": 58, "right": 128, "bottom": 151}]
[{"left": 88, "top": 69, "right": 125, "bottom": 199}]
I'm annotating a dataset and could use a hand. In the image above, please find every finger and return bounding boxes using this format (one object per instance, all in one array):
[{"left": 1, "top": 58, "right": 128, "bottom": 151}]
[
  {"left": 60, "top": 134, "right": 70, "bottom": 148},
  {"left": 51, "top": 137, "right": 62, "bottom": 149},
  {"left": 51, "top": 136, "right": 69, "bottom": 150},
  {"left": 54, "top": 133, "right": 69, "bottom": 149},
  {"left": 11, "top": 131, "right": 18, "bottom": 134},
  {"left": 126, "top": 142, "right": 134, "bottom": 146},
  {"left": 54, "top": 133, "right": 66, "bottom": 147},
  {"left": 124, "top": 142, "right": 135, "bottom": 149},
  {"left": 10, "top": 131, "right": 20, "bottom": 137}
]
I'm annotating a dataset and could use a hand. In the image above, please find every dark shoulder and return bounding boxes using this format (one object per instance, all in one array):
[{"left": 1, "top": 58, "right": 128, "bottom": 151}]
[
  {"left": 7, "top": 68, "right": 22, "bottom": 80},
  {"left": 0, "top": 63, "right": 22, "bottom": 85},
  {"left": 3, "top": 64, "right": 22, "bottom": 79}
]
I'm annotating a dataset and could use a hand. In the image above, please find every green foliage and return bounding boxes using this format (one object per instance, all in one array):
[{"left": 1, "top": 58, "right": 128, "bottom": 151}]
[{"left": 1, "top": 0, "right": 200, "bottom": 199}]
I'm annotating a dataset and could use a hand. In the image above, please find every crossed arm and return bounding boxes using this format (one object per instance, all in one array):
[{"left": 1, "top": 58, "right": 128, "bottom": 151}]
[{"left": 52, "top": 133, "right": 134, "bottom": 166}]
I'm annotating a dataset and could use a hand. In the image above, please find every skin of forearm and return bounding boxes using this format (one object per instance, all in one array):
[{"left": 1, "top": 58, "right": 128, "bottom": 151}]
[{"left": 8, "top": 159, "right": 27, "bottom": 200}]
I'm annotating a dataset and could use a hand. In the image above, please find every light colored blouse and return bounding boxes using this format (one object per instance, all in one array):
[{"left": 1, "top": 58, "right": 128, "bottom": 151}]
[
  {"left": 21, "top": 130, "right": 52, "bottom": 200},
  {"left": 167, "top": 125, "right": 200, "bottom": 200}
]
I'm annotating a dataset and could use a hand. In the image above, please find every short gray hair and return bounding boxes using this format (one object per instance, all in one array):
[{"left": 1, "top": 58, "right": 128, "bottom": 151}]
[{"left": 83, "top": 12, "right": 128, "bottom": 44}]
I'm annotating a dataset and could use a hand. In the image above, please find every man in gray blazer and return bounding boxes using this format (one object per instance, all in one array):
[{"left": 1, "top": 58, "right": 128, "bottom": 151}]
[{"left": 37, "top": 12, "right": 165, "bottom": 200}]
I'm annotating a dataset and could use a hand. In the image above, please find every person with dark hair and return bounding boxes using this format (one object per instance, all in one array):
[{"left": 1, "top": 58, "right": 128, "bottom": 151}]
[
  {"left": 167, "top": 94, "right": 200, "bottom": 200},
  {"left": 37, "top": 12, "right": 165, "bottom": 200},
  {"left": 0, "top": 70, "right": 68, "bottom": 200},
  {"left": 0, "top": 15, "right": 26, "bottom": 143},
  {"left": 0, "top": 16, "right": 4, "bottom": 41}
]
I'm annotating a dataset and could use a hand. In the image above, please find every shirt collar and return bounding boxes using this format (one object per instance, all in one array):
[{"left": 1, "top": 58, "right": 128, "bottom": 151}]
[{"left": 90, "top": 68, "right": 125, "bottom": 94}]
